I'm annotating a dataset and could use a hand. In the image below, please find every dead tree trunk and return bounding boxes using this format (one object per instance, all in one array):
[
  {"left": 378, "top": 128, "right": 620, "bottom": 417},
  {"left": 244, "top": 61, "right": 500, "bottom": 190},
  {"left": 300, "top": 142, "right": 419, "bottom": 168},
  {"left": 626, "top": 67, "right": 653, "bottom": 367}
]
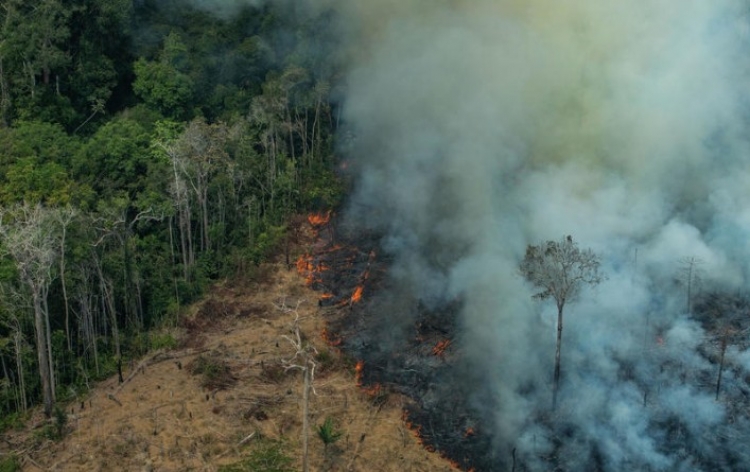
[
  {"left": 716, "top": 332, "right": 728, "bottom": 400},
  {"left": 32, "top": 288, "right": 54, "bottom": 417},
  {"left": 553, "top": 303, "right": 564, "bottom": 411}
]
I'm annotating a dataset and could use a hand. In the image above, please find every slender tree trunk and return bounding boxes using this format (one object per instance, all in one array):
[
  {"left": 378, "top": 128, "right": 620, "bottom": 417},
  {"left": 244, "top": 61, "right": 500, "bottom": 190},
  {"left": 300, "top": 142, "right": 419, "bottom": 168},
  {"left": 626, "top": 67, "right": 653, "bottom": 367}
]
[
  {"left": 13, "top": 326, "right": 27, "bottom": 412},
  {"left": 186, "top": 204, "right": 194, "bottom": 269},
  {"left": 103, "top": 281, "right": 120, "bottom": 360},
  {"left": 552, "top": 304, "right": 564, "bottom": 411},
  {"left": 78, "top": 288, "right": 99, "bottom": 375},
  {"left": 200, "top": 187, "right": 210, "bottom": 252},
  {"left": 42, "top": 292, "right": 56, "bottom": 404},
  {"left": 0, "top": 57, "right": 9, "bottom": 127},
  {"left": 302, "top": 361, "right": 310, "bottom": 472},
  {"left": 32, "top": 289, "right": 54, "bottom": 417},
  {"left": 311, "top": 100, "right": 320, "bottom": 166},
  {"left": 686, "top": 258, "right": 694, "bottom": 315},
  {"left": 178, "top": 210, "right": 189, "bottom": 279},
  {"left": 300, "top": 108, "right": 309, "bottom": 170},
  {"left": 716, "top": 334, "right": 728, "bottom": 400},
  {"left": 287, "top": 107, "right": 296, "bottom": 166},
  {"left": 95, "top": 259, "right": 120, "bottom": 360},
  {"left": 59, "top": 229, "right": 71, "bottom": 351},
  {"left": 1, "top": 353, "right": 10, "bottom": 413},
  {"left": 168, "top": 217, "right": 182, "bottom": 306}
]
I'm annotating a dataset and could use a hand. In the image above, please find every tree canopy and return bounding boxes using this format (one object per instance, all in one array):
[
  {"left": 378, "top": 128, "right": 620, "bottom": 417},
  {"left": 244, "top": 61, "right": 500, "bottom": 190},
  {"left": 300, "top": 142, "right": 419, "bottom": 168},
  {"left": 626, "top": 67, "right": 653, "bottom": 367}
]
[
  {"left": 520, "top": 235, "right": 602, "bottom": 410},
  {"left": 0, "top": 0, "right": 344, "bottom": 419}
]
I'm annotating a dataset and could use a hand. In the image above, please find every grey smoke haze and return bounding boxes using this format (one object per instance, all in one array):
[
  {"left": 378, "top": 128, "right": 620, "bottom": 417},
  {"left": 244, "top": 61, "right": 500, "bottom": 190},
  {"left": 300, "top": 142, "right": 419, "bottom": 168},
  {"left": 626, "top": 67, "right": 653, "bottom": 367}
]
[
  {"left": 191, "top": 0, "right": 750, "bottom": 468},
  {"left": 182, "top": 0, "right": 264, "bottom": 18},
  {"left": 333, "top": 0, "right": 750, "bottom": 470}
]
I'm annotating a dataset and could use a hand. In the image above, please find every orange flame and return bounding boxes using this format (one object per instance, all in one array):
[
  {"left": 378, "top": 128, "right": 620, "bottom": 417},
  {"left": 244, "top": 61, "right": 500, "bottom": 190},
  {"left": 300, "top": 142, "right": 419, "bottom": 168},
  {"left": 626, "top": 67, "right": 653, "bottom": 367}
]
[
  {"left": 296, "top": 254, "right": 332, "bottom": 287},
  {"left": 351, "top": 285, "right": 364, "bottom": 304},
  {"left": 362, "top": 382, "right": 382, "bottom": 397},
  {"left": 355, "top": 360, "right": 364, "bottom": 386},
  {"left": 321, "top": 328, "right": 342, "bottom": 347},
  {"left": 296, "top": 254, "right": 311, "bottom": 276},
  {"left": 307, "top": 211, "right": 331, "bottom": 227},
  {"left": 401, "top": 410, "right": 433, "bottom": 450},
  {"left": 353, "top": 360, "right": 383, "bottom": 397},
  {"left": 432, "top": 339, "right": 451, "bottom": 357},
  {"left": 402, "top": 410, "right": 477, "bottom": 471}
]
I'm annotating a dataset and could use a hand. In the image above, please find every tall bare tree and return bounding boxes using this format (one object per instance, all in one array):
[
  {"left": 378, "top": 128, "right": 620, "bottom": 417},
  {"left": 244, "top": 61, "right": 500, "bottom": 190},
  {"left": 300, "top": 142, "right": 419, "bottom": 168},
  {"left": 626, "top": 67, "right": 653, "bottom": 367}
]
[
  {"left": 279, "top": 299, "right": 316, "bottom": 472},
  {"left": 54, "top": 205, "right": 76, "bottom": 352},
  {"left": 697, "top": 294, "right": 748, "bottom": 400},
  {"left": 0, "top": 203, "right": 60, "bottom": 417},
  {"left": 520, "top": 236, "right": 602, "bottom": 411},
  {"left": 0, "top": 284, "right": 29, "bottom": 413},
  {"left": 173, "top": 119, "right": 229, "bottom": 254},
  {"left": 679, "top": 256, "right": 703, "bottom": 316}
]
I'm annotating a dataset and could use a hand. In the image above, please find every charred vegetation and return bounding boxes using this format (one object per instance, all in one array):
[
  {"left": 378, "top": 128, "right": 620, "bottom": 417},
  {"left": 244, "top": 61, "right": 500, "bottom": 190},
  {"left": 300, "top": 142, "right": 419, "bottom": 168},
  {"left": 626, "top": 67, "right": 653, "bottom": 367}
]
[{"left": 299, "top": 211, "right": 750, "bottom": 471}]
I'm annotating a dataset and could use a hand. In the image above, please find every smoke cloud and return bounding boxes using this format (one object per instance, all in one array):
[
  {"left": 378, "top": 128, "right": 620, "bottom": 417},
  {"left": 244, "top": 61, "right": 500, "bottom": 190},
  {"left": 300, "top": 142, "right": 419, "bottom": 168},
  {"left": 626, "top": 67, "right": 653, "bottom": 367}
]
[
  {"left": 333, "top": 0, "right": 750, "bottom": 470},
  {"left": 181, "top": 0, "right": 265, "bottom": 18}
]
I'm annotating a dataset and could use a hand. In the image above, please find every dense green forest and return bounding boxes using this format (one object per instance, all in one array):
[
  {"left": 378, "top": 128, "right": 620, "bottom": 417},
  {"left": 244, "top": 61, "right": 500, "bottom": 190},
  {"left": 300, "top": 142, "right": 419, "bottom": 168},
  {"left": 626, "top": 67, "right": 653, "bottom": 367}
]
[{"left": 0, "top": 0, "right": 342, "bottom": 420}]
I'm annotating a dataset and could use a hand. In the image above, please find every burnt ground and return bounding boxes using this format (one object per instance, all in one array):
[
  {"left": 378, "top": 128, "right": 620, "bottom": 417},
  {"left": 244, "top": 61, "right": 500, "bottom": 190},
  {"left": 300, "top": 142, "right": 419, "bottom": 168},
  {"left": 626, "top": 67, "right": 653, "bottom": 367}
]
[
  {"left": 300, "top": 216, "right": 501, "bottom": 471},
  {"left": 299, "top": 214, "right": 750, "bottom": 472}
]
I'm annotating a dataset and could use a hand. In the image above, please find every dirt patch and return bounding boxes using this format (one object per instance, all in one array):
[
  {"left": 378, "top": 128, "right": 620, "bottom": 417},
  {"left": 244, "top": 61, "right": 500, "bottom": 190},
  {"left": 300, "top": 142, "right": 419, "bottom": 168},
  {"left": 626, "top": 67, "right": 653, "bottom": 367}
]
[{"left": 4, "top": 260, "right": 458, "bottom": 472}]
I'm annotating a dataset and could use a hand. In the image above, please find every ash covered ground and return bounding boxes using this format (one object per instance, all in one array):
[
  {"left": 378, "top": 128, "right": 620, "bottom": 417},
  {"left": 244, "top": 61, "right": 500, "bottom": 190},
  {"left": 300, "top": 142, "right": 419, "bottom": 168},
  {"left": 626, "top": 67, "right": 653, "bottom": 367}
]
[{"left": 301, "top": 214, "right": 750, "bottom": 472}]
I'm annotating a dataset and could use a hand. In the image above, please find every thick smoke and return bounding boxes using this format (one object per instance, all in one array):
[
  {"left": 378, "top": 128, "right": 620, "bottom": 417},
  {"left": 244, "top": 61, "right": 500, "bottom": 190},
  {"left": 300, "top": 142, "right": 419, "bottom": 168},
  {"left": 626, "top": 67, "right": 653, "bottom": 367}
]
[
  {"left": 336, "top": 0, "right": 750, "bottom": 470},
  {"left": 181, "top": 0, "right": 264, "bottom": 18}
]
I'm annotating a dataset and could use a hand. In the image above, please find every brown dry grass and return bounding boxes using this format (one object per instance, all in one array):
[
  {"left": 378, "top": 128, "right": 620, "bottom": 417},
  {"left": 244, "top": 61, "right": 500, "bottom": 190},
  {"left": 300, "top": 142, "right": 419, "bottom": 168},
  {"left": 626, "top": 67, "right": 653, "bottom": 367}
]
[{"left": 4, "top": 264, "right": 456, "bottom": 472}]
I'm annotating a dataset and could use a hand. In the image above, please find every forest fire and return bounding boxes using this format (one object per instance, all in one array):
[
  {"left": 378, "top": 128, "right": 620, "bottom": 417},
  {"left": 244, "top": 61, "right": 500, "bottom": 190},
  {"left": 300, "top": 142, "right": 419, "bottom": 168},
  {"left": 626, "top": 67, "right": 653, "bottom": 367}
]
[
  {"left": 354, "top": 360, "right": 364, "bottom": 385},
  {"left": 350, "top": 285, "right": 364, "bottom": 304},
  {"left": 348, "top": 258, "right": 373, "bottom": 305},
  {"left": 361, "top": 382, "right": 382, "bottom": 397},
  {"left": 296, "top": 253, "right": 331, "bottom": 287},
  {"left": 307, "top": 211, "right": 331, "bottom": 226},
  {"left": 295, "top": 212, "right": 488, "bottom": 471},
  {"left": 295, "top": 254, "right": 315, "bottom": 285},
  {"left": 401, "top": 410, "right": 432, "bottom": 450},
  {"left": 321, "top": 328, "right": 342, "bottom": 347},
  {"left": 432, "top": 339, "right": 451, "bottom": 356}
]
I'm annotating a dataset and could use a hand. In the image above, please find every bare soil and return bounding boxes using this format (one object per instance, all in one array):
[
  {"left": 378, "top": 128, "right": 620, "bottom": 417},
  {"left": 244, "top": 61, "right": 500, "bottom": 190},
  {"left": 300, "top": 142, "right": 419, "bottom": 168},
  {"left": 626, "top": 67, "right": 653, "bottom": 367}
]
[{"left": 3, "top": 264, "right": 456, "bottom": 472}]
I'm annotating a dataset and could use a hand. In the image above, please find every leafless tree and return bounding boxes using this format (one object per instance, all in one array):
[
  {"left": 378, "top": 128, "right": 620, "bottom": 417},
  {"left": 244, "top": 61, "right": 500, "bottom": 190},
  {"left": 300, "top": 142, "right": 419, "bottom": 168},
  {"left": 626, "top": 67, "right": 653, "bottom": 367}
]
[
  {"left": 92, "top": 204, "right": 162, "bottom": 333},
  {"left": 0, "top": 203, "right": 60, "bottom": 417},
  {"left": 679, "top": 256, "right": 703, "bottom": 316},
  {"left": 0, "top": 283, "right": 29, "bottom": 413},
  {"left": 173, "top": 119, "right": 229, "bottom": 254},
  {"left": 54, "top": 206, "right": 77, "bottom": 352},
  {"left": 73, "top": 263, "right": 99, "bottom": 375},
  {"left": 278, "top": 299, "right": 316, "bottom": 472},
  {"left": 698, "top": 294, "right": 749, "bottom": 400},
  {"left": 520, "top": 235, "right": 602, "bottom": 411}
]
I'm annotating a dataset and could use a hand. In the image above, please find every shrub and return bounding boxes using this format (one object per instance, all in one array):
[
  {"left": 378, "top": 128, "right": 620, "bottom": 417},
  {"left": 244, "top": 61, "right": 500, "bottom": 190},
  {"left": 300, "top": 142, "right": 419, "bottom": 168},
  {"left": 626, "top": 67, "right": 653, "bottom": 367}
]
[
  {"left": 317, "top": 416, "right": 343, "bottom": 451},
  {"left": 0, "top": 455, "right": 20, "bottom": 472}
]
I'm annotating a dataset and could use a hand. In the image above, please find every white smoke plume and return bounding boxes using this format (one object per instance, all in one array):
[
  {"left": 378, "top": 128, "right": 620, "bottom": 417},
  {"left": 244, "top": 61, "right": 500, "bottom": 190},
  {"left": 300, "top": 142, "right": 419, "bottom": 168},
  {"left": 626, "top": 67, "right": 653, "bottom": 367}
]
[
  {"left": 181, "top": 0, "right": 265, "bottom": 18},
  {"left": 334, "top": 0, "right": 750, "bottom": 470},
  {"left": 182, "top": 0, "right": 750, "bottom": 468}
]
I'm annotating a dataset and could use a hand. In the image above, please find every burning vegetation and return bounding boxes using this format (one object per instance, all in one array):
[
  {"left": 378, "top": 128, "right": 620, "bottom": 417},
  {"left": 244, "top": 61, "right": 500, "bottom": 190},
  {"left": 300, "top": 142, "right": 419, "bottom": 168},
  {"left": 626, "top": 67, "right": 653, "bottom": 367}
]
[
  {"left": 295, "top": 213, "right": 493, "bottom": 471},
  {"left": 296, "top": 206, "right": 750, "bottom": 471}
]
